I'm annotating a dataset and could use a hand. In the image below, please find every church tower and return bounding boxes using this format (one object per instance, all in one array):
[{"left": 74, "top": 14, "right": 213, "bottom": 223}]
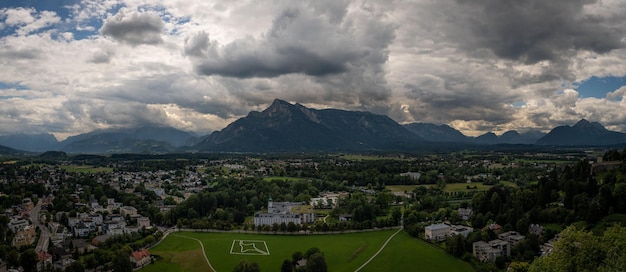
[{"left": 268, "top": 196, "right": 273, "bottom": 213}]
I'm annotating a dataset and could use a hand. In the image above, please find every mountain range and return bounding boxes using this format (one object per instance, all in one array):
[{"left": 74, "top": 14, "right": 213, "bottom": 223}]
[
  {"left": 1, "top": 100, "right": 625, "bottom": 154},
  {"left": 194, "top": 99, "right": 420, "bottom": 152}
]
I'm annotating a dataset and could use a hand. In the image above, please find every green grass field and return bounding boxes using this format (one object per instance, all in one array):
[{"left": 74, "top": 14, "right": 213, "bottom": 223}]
[
  {"left": 387, "top": 181, "right": 516, "bottom": 194},
  {"left": 143, "top": 230, "right": 473, "bottom": 272},
  {"left": 59, "top": 165, "right": 113, "bottom": 173},
  {"left": 262, "top": 176, "right": 308, "bottom": 182},
  {"left": 339, "top": 155, "right": 412, "bottom": 161},
  {"left": 359, "top": 231, "right": 473, "bottom": 272}
]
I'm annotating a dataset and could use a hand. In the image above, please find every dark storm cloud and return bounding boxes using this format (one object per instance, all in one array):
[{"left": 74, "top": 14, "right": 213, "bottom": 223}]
[
  {"left": 446, "top": 0, "right": 625, "bottom": 63},
  {"left": 183, "top": 0, "right": 396, "bottom": 112},
  {"left": 61, "top": 97, "right": 168, "bottom": 129},
  {"left": 404, "top": 73, "right": 518, "bottom": 124},
  {"left": 100, "top": 8, "right": 164, "bottom": 46},
  {"left": 184, "top": 3, "right": 377, "bottom": 79}
]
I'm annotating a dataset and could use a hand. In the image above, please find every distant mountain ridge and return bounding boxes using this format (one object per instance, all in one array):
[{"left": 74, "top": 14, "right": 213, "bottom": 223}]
[
  {"left": 536, "top": 119, "right": 626, "bottom": 146},
  {"left": 403, "top": 123, "right": 545, "bottom": 144},
  {"left": 194, "top": 99, "right": 422, "bottom": 152},
  {"left": 0, "top": 134, "right": 59, "bottom": 152},
  {"left": 0, "top": 144, "right": 24, "bottom": 155},
  {"left": 59, "top": 126, "right": 196, "bottom": 154},
  {"left": 1, "top": 106, "right": 625, "bottom": 154},
  {"left": 404, "top": 123, "right": 470, "bottom": 143}
]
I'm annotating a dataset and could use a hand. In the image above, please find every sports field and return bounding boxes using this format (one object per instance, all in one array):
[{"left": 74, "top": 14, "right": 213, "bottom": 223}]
[{"left": 142, "top": 230, "right": 473, "bottom": 272}]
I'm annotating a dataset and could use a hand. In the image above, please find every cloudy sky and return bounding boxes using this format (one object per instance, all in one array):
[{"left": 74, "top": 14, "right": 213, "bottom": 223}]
[{"left": 1, "top": 0, "right": 626, "bottom": 140}]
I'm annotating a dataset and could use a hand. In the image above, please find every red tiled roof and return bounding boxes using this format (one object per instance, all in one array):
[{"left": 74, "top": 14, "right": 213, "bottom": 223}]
[
  {"left": 131, "top": 249, "right": 150, "bottom": 261},
  {"left": 38, "top": 251, "right": 52, "bottom": 261}
]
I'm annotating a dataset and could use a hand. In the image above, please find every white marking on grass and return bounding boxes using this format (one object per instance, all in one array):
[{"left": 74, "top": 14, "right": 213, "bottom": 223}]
[{"left": 230, "top": 240, "right": 270, "bottom": 255}]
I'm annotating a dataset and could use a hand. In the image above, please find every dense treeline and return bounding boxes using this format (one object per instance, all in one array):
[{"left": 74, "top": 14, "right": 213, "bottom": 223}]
[{"left": 529, "top": 225, "right": 626, "bottom": 271}]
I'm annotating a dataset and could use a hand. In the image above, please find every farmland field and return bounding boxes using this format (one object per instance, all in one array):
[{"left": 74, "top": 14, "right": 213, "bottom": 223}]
[
  {"left": 262, "top": 176, "right": 308, "bottom": 182},
  {"left": 143, "top": 230, "right": 473, "bottom": 272},
  {"left": 387, "top": 181, "right": 516, "bottom": 194},
  {"left": 59, "top": 164, "right": 113, "bottom": 173}
]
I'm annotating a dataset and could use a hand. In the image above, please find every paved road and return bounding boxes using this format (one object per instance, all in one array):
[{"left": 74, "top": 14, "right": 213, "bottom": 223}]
[{"left": 30, "top": 199, "right": 52, "bottom": 252}]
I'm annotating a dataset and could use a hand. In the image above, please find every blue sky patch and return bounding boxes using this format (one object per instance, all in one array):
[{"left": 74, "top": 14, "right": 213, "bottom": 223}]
[
  {"left": 575, "top": 76, "right": 626, "bottom": 98},
  {"left": 511, "top": 102, "right": 526, "bottom": 107},
  {"left": 0, "top": 82, "right": 29, "bottom": 90}
]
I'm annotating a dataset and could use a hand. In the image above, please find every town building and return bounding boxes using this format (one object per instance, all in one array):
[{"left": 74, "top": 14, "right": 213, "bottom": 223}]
[
  {"left": 130, "top": 249, "right": 151, "bottom": 268},
  {"left": 12, "top": 225, "right": 36, "bottom": 247},
  {"left": 498, "top": 231, "right": 525, "bottom": 246},
  {"left": 473, "top": 239, "right": 511, "bottom": 262},
  {"left": 424, "top": 223, "right": 450, "bottom": 241},
  {"left": 450, "top": 225, "right": 474, "bottom": 238},
  {"left": 457, "top": 208, "right": 473, "bottom": 220},
  {"left": 473, "top": 241, "right": 504, "bottom": 262},
  {"left": 253, "top": 198, "right": 315, "bottom": 226}
]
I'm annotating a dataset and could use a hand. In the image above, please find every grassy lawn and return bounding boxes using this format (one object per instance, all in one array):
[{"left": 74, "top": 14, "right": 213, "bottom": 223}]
[
  {"left": 144, "top": 230, "right": 473, "bottom": 272},
  {"left": 514, "top": 159, "right": 574, "bottom": 164},
  {"left": 444, "top": 183, "right": 493, "bottom": 192},
  {"left": 262, "top": 176, "right": 308, "bottom": 182},
  {"left": 388, "top": 181, "right": 516, "bottom": 194},
  {"left": 386, "top": 185, "right": 419, "bottom": 193},
  {"left": 141, "top": 235, "right": 210, "bottom": 272},
  {"left": 360, "top": 231, "right": 473, "bottom": 272},
  {"left": 59, "top": 165, "right": 113, "bottom": 173},
  {"left": 339, "top": 154, "right": 412, "bottom": 161}
]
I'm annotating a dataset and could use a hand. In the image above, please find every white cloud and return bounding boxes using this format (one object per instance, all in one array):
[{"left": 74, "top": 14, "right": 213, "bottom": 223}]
[
  {"left": 1, "top": 0, "right": 626, "bottom": 138},
  {"left": 1, "top": 7, "right": 61, "bottom": 36}
]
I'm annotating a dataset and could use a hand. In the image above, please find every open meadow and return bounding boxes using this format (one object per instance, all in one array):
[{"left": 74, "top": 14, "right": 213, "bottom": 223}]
[
  {"left": 142, "top": 230, "right": 473, "bottom": 272},
  {"left": 262, "top": 176, "right": 309, "bottom": 182},
  {"left": 387, "top": 181, "right": 516, "bottom": 194},
  {"left": 59, "top": 164, "right": 113, "bottom": 173}
]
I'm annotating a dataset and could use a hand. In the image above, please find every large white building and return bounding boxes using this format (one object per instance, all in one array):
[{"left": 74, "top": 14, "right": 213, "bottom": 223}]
[
  {"left": 425, "top": 223, "right": 474, "bottom": 241},
  {"left": 253, "top": 198, "right": 315, "bottom": 226},
  {"left": 424, "top": 223, "right": 451, "bottom": 241}
]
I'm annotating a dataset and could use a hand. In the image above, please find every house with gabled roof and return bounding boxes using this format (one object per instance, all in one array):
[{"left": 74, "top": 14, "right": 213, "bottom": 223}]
[{"left": 130, "top": 248, "right": 151, "bottom": 268}]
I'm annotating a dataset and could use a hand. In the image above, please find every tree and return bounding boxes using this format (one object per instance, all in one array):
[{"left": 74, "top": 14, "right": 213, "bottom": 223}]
[
  {"left": 303, "top": 247, "right": 321, "bottom": 259},
  {"left": 281, "top": 259, "right": 293, "bottom": 272},
  {"left": 613, "top": 183, "right": 626, "bottom": 213},
  {"left": 7, "top": 249, "right": 19, "bottom": 268},
  {"left": 528, "top": 226, "right": 610, "bottom": 272},
  {"left": 112, "top": 250, "right": 133, "bottom": 272},
  {"left": 233, "top": 259, "right": 261, "bottom": 272},
  {"left": 508, "top": 262, "right": 529, "bottom": 272},
  {"left": 65, "top": 261, "right": 86, "bottom": 272},
  {"left": 445, "top": 234, "right": 465, "bottom": 257},
  {"left": 391, "top": 206, "right": 402, "bottom": 225},
  {"left": 84, "top": 255, "right": 98, "bottom": 270},
  {"left": 292, "top": 251, "right": 303, "bottom": 264},
  {"left": 306, "top": 253, "right": 327, "bottom": 272},
  {"left": 19, "top": 249, "right": 38, "bottom": 272}
]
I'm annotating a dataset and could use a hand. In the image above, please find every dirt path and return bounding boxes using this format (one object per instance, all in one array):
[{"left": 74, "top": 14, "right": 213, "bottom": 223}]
[{"left": 353, "top": 215, "right": 404, "bottom": 272}]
